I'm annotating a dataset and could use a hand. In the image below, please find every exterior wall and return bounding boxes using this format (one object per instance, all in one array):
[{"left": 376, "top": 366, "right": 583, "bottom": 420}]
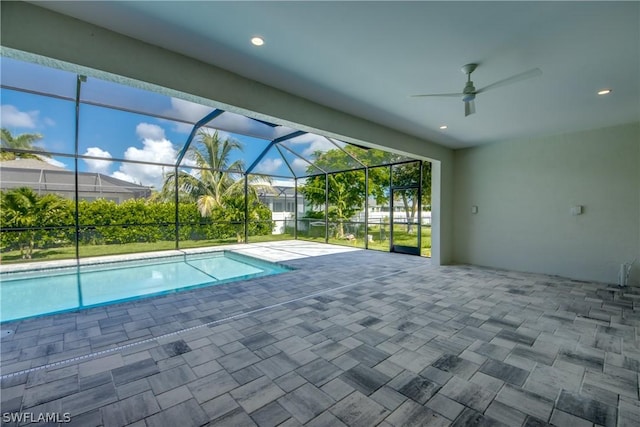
[
  {"left": 453, "top": 122, "right": 640, "bottom": 284},
  {"left": 0, "top": 1, "right": 454, "bottom": 264},
  {"left": 259, "top": 193, "right": 300, "bottom": 234}
]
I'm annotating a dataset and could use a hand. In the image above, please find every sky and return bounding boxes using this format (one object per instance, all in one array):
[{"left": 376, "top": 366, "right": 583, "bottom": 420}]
[{"left": 0, "top": 57, "right": 349, "bottom": 190}]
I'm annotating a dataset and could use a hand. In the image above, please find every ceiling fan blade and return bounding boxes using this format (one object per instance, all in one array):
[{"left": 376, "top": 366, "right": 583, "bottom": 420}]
[
  {"left": 464, "top": 100, "right": 476, "bottom": 117},
  {"left": 410, "top": 92, "right": 463, "bottom": 98},
  {"left": 476, "top": 68, "right": 542, "bottom": 94}
]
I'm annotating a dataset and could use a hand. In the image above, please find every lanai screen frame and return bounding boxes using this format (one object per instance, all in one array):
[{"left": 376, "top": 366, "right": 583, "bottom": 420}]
[{"left": 0, "top": 56, "right": 429, "bottom": 260}]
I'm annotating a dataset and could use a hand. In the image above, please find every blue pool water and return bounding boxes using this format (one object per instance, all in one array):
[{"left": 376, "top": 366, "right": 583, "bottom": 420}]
[{"left": 0, "top": 251, "right": 290, "bottom": 322}]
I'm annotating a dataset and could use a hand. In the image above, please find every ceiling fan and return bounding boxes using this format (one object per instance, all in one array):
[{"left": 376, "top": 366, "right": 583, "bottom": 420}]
[{"left": 411, "top": 64, "right": 542, "bottom": 117}]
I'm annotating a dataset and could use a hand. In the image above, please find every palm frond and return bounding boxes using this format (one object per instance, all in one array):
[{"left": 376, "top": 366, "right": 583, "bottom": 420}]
[
  {"left": 196, "top": 195, "right": 216, "bottom": 217},
  {"left": 0, "top": 128, "right": 46, "bottom": 158},
  {"left": 158, "top": 129, "right": 273, "bottom": 217}
]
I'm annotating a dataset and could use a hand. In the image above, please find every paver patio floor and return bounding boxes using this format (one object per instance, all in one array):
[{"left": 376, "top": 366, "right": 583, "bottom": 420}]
[{"left": 1, "top": 241, "right": 639, "bottom": 426}]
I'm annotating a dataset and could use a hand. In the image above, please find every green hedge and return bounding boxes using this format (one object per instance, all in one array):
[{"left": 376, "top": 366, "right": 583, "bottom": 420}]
[{"left": 1, "top": 189, "right": 273, "bottom": 252}]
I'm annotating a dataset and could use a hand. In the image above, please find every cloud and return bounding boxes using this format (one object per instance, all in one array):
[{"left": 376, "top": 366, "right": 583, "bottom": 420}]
[
  {"left": 83, "top": 147, "right": 113, "bottom": 174},
  {"left": 124, "top": 139, "right": 176, "bottom": 166},
  {"left": 1, "top": 105, "right": 38, "bottom": 128},
  {"left": 292, "top": 158, "right": 313, "bottom": 173},
  {"left": 254, "top": 158, "right": 283, "bottom": 174},
  {"left": 136, "top": 122, "right": 166, "bottom": 141},
  {"left": 114, "top": 140, "right": 176, "bottom": 188},
  {"left": 43, "top": 117, "right": 56, "bottom": 127},
  {"left": 110, "top": 124, "right": 177, "bottom": 188},
  {"left": 286, "top": 134, "right": 335, "bottom": 157}
]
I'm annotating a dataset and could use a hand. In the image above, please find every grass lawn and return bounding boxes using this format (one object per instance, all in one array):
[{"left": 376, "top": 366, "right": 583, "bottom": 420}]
[
  {"left": 0, "top": 233, "right": 295, "bottom": 264},
  {"left": 0, "top": 228, "right": 430, "bottom": 264},
  {"left": 298, "top": 226, "right": 431, "bottom": 257}
]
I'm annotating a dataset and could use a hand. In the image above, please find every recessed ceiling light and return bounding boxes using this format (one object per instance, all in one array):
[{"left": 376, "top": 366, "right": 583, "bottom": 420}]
[
  {"left": 251, "top": 37, "right": 265, "bottom": 46},
  {"left": 439, "top": 125, "right": 448, "bottom": 130},
  {"left": 597, "top": 89, "right": 612, "bottom": 95}
]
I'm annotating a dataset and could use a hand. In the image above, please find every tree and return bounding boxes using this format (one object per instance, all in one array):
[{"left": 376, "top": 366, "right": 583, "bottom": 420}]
[
  {"left": 160, "top": 130, "right": 242, "bottom": 209},
  {"left": 301, "top": 146, "right": 432, "bottom": 236},
  {"left": 300, "top": 145, "right": 390, "bottom": 238},
  {"left": 0, "top": 128, "right": 45, "bottom": 160},
  {"left": 0, "top": 188, "right": 71, "bottom": 258},
  {"left": 159, "top": 130, "right": 272, "bottom": 241},
  {"left": 391, "top": 161, "right": 431, "bottom": 232},
  {"left": 216, "top": 193, "right": 272, "bottom": 242},
  {"left": 161, "top": 130, "right": 271, "bottom": 209}
]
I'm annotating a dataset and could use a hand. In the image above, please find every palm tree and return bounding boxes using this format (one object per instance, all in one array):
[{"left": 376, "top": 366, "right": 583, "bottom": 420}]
[
  {"left": 160, "top": 130, "right": 271, "bottom": 216},
  {"left": 0, "top": 128, "right": 45, "bottom": 161}
]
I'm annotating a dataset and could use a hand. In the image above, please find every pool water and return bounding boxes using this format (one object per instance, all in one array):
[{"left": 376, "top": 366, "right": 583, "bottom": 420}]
[{"left": 0, "top": 251, "right": 290, "bottom": 322}]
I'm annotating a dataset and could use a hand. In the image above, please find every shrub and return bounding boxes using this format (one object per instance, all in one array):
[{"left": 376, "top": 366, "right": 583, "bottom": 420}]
[{"left": 1, "top": 190, "right": 274, "bottom": 252}]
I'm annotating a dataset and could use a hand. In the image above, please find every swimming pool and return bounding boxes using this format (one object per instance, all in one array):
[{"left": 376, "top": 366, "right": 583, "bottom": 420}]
[{"left": 0, "top": 251, "right": 291, "bottom": 322}]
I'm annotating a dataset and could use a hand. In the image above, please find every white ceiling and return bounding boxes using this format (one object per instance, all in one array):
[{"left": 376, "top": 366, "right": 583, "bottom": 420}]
[{"left": 32, "top": 1, "right": 639, "bottom": 149}]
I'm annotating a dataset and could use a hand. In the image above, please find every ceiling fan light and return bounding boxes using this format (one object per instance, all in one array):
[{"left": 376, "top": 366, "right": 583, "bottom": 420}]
[{"left": 462, "top": 94, "right": 475, "bottom": 102}]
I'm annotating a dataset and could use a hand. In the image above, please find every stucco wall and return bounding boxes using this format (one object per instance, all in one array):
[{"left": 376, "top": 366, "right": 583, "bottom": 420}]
[{"left": 453, "top": 122, "right": 640, "bottom": 284}]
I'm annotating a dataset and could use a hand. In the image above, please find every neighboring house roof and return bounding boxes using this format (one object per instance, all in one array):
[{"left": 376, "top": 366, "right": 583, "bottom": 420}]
[
  {"left": 0, "top": 158, "right": 67, "bottom": 171},
  {"left": 259, "top": 185, "right": 296, "bottom": 198},
  {"left": 0, "top": 160, "right": 152, "bottom": 199}
]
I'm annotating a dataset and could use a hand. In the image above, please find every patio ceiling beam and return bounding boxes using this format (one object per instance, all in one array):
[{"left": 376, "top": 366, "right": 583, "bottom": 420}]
[
  {"left": 175, "top": 109, "right": 225, "bottom": 166},
  {"left": 246, "top": 130, "right": 307, "bottom": 174}
]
